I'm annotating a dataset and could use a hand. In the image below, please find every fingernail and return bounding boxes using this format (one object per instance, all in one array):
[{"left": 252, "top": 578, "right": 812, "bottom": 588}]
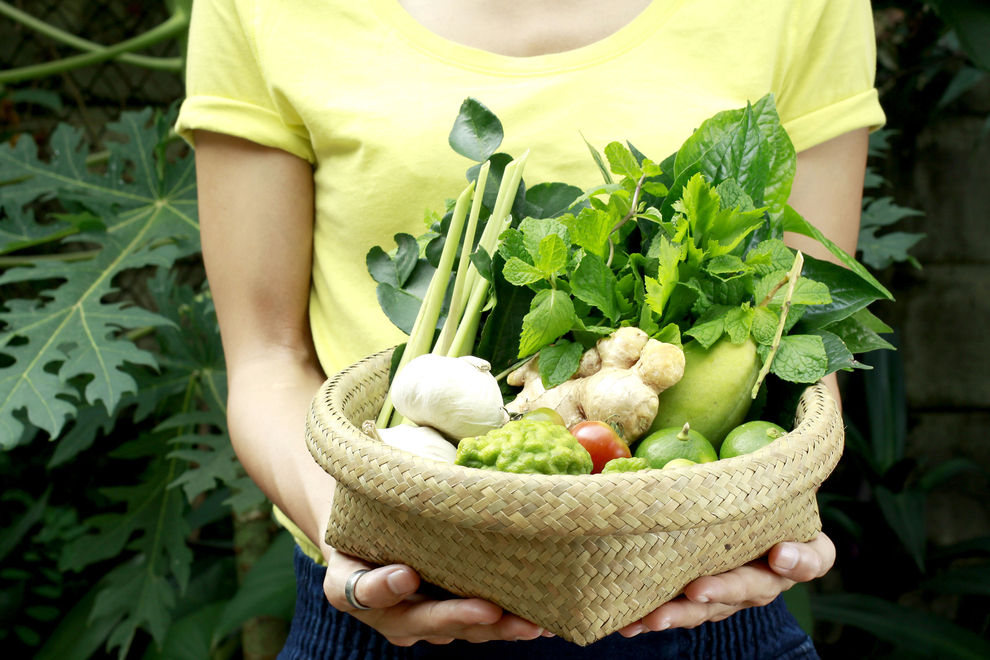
[
  {"left": 628, "top": 623, "right": 645, "bottom": 636},
  {"left": 776, "top": 545, "right": 799, "bottom": 570},
  {"left": 656, "top": 619, "right": 671, "bottom": 631},
  {"left": 541, "top": 630, "right": 555, "bottom": 637},
  {"left": 694, "top": 594, "right": 710, "bottom": 603},
  {"left": 386, "top": 568, "right": 416, "bottom": 594}
]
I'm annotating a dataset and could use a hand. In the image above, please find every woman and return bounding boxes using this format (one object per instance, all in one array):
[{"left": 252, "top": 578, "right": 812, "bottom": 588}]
[{"left": 176, "top": 0, "right": 883, "bottom": 656}]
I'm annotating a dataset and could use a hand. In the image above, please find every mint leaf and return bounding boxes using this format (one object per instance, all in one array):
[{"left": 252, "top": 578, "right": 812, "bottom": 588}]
[
  {"left": 751, "top": 306, "right": 779, "bottom": 345},
  {"left": 535, "top": 234, "right": 568, "bottom": 278},
  {"left": 685, "top": 306, "right": 732, "bottom": 348},
  {"left": 767, "top": 334, "right": 828, "bottom": 383},
  {"left": 571, "top": 252, "right": 620, "bottom": 322},
  {"left": 771, "top": 277, "right": 831, "bottom": 307},
  {"left": 745, "top": 239, "right": 794, "bottom": 275},
  {"left": 605, "top": 141, "right": 642, "bottom": 179},
  {"left": 518, "top": 289, "right": 577, "bottom": 357},
  {"left": 724, "top": 305, "right": 755, "bottom": 344},
  {"left": 448, "top": 98, "right": 503, "bottom": 161},
  {"left": 498, "top": 227, "right": 530, "bottom": 263},
  {"left": 503, "top": 257, "right": 545, "bottom": 286},
  {"left": 562, "top": 208, "right": 612, "bottom": 258},
  {"left": 538, "top": 341, "right": 584, "bottom": 388},
  {"left": 519, "top": 216, "right": 569, "bottom": 263}
]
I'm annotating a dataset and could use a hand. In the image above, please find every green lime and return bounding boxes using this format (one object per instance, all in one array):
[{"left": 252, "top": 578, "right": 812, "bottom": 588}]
[
  {"left": 634, "top": 423, "right": 717, "bottom": 468},
  {"left": 662, "top": 458, "right": 698, "bottom": 469},
  {"left": 719, "top": 420, "right": 788, "bottom": 459}
]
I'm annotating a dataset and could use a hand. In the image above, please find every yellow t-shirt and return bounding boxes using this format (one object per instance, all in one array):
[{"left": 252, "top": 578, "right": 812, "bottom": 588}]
[{"left": 176, "top": 0, "right": 885, "bottom": 563}]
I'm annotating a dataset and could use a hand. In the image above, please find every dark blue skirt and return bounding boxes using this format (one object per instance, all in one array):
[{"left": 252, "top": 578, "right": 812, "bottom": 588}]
[{"left": 279, "top": 547, "right": 819, "bottom": 660}]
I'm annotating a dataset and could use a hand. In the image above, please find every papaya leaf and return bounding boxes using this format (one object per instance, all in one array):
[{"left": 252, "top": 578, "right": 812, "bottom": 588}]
[
  {"left": 0, "top": 108, "right": 199, "bottom": 444},
  {"left": 60, "top": 440, "right": 193, "bottom": 658}
]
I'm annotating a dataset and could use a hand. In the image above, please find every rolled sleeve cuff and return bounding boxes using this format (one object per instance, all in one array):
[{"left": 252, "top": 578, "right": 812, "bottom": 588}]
[{"left": 783, "top": 88, "right": 887, "bottom": 153}]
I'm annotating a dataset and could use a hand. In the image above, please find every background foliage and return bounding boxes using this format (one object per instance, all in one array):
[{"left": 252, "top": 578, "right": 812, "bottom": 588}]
[{"left": 1, "top": 1, "right": 988, "bottom": 658}]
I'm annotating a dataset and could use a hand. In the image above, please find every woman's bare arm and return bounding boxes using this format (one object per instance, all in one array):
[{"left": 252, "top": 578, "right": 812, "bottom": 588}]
[{"left": 192, "top": 131, "right": 548, "bottom": 645}]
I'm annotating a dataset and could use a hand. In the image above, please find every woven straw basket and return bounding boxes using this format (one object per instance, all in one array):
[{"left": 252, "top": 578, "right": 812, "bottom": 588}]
[{"left": 306, "top": 348, "right": 844, "bottom": 646}]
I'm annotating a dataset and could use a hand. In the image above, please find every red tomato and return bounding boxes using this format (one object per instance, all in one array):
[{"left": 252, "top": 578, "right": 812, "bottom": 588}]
[{"left": 570, "top": 421, "right": 630, "bottom": 474}]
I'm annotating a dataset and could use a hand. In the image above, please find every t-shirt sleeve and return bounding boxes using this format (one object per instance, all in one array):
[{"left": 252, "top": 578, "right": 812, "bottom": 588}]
[
  {"left": 775, "top": 0, "right": 887, "bottom": 153},
  {"left": 174, "top": 0, "right": 315, "bottom": 162}
]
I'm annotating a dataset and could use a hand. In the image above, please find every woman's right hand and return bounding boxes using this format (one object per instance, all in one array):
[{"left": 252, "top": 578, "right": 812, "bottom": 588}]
[{"left": 324, "top": 549, "right": 550, "bottom": 646}]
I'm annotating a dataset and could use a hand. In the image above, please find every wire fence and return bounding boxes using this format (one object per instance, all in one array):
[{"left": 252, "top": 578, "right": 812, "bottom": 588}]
[{"left": 1, "top": 0, "right": 185, "bottom": 143}]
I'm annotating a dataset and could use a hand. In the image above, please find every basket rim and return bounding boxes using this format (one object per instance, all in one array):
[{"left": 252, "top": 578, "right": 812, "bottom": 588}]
[{"left": 306, "top": 347, "right": 844, "bottom": 537}]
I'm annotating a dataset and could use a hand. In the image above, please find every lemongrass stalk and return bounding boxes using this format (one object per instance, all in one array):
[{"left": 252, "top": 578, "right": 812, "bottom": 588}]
[
  {"left": 434, "top": 161, "right": 490, "bottom": 355},
  {"left": 377, "top": 181, "right": 475, "bottom": 427},
  {"left": 447, "top": 155, "right": 529, "bottom": 357},
  {"left": 454, "top": 153, "right": 529, "bottom": 316}
]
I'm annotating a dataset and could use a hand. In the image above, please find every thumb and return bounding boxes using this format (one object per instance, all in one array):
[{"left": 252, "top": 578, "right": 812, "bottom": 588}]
[{"left": 325, "top": 553, "right": 420, "bottom": 611}]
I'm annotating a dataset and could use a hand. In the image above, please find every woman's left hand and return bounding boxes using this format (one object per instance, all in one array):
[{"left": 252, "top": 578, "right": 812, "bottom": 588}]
[{"left": 618, "top": 533, "right": 835, "bottom": 636}]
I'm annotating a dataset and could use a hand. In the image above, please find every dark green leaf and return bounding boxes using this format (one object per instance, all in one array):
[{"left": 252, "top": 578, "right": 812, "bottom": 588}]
[
  {"left": 825, "top": 309, "right": 895, "bottom": 354},
  {"left": 526, "top": 182, "right": 583, "bottom": 218},
  {"left": 212, "top": 532, "right": 296, "bottom": 643},
  {"left": 922, "top": 563, "right": 990, "bottom": 597},
  {"left": 0, "top": 110, "right": 198, "bottom": 442},
  {"left": 144, "top": 601, "right": 226, "bottom": 660},
  {"left": 366, "top": 233, "right": 420, "bottom": 287},
  {"left": 929, "top": 0, "right": 990, "bottom": 71},
  {"left": 0, "top": 486, "right": 51, "bottom": 563},
  {"left": 859, "top": 227, "right": 925, "bottom": 271},
  {"left": 797, "top": 255, "right": 886, "bottom": 328},
  {"left": 810, "top": 329, "right": 864, "bottom": 375},
  {"left": 811, "top": 593, "right": 990, "bottom": 659},
  {"left": 581, "top": 134, "right": 614, "bottom": 185},
  {"left": 918, "top": 458, "right": 983, "bottom": 493},
  {"left": 448, "top": 97, "right": 504, "bottom": 161},
  {"left": 35, "top": 587, "right": 117, "bottom": 660},
  {"left": 538, "top": 341, "right": 584, "bottom": 388},
  {"left": 875, "top": 486, "right": 927, "bottom": 571},
  {"left": 781, "top": 205, "right": 892, "bottom": 300},
  {"left": 469, "top": 246, "right": 493, "bottom": 282}
]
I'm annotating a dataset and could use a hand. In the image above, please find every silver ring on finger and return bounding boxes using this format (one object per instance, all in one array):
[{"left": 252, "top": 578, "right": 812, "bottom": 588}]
[{"left": 344, "top": 569, "right": 372, "bottom": 610}]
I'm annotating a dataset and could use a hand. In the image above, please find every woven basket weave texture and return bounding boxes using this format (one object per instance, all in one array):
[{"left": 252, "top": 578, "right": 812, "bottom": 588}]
[{"left": 306, "top": 348, "right": 844, "bottom": 645}]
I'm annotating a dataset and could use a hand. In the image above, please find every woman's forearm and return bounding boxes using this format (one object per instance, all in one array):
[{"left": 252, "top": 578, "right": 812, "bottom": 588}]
[{"left": 226, "top": 349, "right": 334, "bottom": 554}]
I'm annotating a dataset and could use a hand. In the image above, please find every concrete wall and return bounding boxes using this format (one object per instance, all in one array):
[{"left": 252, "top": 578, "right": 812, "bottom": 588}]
[{"left": 882, "top": 85, "right": 990, "bottom": 545}]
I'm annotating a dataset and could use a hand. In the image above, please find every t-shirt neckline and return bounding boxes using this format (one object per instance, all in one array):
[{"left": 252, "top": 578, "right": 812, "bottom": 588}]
[{"left": 368, "top": 0, "right": 684, "bottom": 75}]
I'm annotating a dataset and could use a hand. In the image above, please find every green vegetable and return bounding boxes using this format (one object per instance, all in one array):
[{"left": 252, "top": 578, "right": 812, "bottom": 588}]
[
  {"left": 635, "top": 423, "right": 718, "bottom": 468},
  {"left": 369, "top": 95, "right": 895, "bottom": 402},
  {"left": 601, "top": 456, "right": 650, "bottom": 473},
  {"left": 648, "top": 337, "right": 761, "bottom": 450},
  {"left": 454, "top": 419, "right": 593, "bottom": 475}
]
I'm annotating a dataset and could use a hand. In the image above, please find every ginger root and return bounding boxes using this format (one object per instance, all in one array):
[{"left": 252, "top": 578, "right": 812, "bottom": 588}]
[{"left": 506, "top": 327, "right": 685, "bottom": 441}]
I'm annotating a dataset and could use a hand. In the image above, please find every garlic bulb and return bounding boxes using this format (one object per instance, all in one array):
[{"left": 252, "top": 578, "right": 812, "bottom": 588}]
[
  {"left": 390, "top": 354, "right": 509, "bottom": 439},
  {"left": 377, "top": 425, "right": 458, "bottom": 463}
]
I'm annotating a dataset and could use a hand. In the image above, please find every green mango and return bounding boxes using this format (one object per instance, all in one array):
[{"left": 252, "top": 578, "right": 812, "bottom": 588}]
[{"left": 648, "top": 336, "right": 761, "bottom": 451}]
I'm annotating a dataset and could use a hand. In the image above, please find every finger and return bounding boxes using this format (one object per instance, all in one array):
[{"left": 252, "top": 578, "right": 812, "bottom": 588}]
[
  {"left": 683, "top": 562, "right": 792, "bottom": 607},
  {"left": 408, "top": 600, "right": 545, "bottom": 642},
  {"left": 641, "top": 597, "right": 737, "bottom": 631},
  {"left": 768, "top": 533, "right": 836, "bottom": 582},
  {"left": 324, "top": 552, "right": 420, "bottom": 612}
]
